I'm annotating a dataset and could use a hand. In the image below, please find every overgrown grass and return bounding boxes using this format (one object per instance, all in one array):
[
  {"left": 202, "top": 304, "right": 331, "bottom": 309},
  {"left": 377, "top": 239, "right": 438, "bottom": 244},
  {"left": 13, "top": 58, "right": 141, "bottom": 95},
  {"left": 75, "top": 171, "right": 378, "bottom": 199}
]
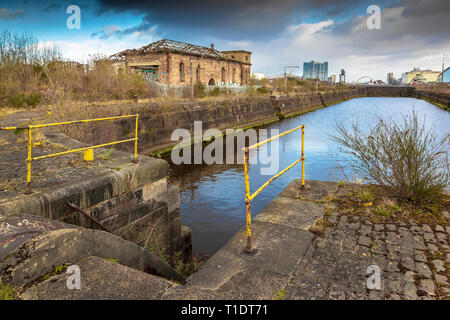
[
  {"left": 375, "top": 198, "right": 402, "bottom": 217},
  {"left": 330, "top": 183, "right": 449, "bottom": 225},
  {"left": 0, "top": 29, "right": 154, "bottom": 109}
]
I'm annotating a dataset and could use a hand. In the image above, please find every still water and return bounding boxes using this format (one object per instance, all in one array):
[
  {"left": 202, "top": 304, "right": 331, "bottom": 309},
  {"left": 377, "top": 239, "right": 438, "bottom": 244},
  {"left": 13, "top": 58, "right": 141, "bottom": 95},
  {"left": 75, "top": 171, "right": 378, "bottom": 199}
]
[{"left": 167, "top": 97, "right": 450, "bottom": 256}]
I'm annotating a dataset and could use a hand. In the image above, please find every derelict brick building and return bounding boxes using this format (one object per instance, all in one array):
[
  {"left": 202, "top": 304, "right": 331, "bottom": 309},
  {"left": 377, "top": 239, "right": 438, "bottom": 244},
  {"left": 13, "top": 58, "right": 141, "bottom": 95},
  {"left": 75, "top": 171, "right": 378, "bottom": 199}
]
[{"left": 110, "top": 39, "right": 252, "bottom": 86}]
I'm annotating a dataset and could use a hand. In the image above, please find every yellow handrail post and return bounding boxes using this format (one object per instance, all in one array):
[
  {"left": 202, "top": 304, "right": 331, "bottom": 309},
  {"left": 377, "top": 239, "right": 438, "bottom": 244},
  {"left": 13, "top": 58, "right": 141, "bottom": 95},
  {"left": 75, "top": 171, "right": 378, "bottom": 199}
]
[
  {"left": 133, "top": 114, "right": 139, "bottom": 163},
  {"left": 25, "top": 126, "right": 32, "bottom": 194},
  {"left": 243, "top": 147, "right": 253, "bottom": 253},
  {"left": 301, "top": 125, "right": 305, "bottom": 187},
  {"left": 242, "top": 124, "right": 306, "bottom": 253}
]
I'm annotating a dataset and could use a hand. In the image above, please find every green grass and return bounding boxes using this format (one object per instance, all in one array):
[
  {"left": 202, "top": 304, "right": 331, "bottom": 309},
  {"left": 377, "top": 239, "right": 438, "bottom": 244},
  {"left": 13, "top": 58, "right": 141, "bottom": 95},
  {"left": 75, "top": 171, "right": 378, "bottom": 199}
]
[
  {"left": 104, "top": 257, "right": 119, "bottom": 264},
  {"left": 374, "top": 201, "right": 401, "bottom": 218},
  {"left": 98, "top": 148, "right": 113, "bottom": 160},
  {"left": 274, "top": 289, "right": 286, "bottom": 300},
  {"left": 0, "top": 283, "right": 16, "bottom": 300},
  {"left": 42, "top": 264, "right": 68, "bottom": 281},
  {"left": 358, "top": 190, "right": 375, "bottom": 203}
]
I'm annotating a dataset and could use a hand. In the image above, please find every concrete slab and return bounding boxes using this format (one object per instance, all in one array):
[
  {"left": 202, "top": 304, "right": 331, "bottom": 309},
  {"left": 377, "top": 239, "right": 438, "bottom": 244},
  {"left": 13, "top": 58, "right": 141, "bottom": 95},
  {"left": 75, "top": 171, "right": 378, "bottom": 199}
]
[
  {"left": 21, "top": 256, "right": 173, "bottom": 300},
  {"left": 1, "top": 224, "right": 185, "bottom": 287},
  {"left": 163, "top": 267, "right": 290, "bottom": 300},
  {"left": 254, "top": 197, "right": 323, "bottom": 230},
  {"left": 278, "top": 179, "right": 339, "bottom": 200}
]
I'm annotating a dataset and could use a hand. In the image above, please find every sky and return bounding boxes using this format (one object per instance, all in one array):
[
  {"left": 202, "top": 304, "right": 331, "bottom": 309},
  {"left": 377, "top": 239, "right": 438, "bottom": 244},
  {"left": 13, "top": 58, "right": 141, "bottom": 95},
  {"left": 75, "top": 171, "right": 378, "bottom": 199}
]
[{"left": 0, "top": 0, "right": 449, "bottom": 82}]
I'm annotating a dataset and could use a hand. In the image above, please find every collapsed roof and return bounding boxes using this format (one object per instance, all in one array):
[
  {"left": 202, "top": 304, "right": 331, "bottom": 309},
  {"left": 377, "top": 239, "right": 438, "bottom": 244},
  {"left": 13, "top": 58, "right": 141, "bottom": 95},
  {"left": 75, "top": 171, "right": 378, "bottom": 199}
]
[{"left": 109, "top": 39, "right": 229, "bottom": 61}]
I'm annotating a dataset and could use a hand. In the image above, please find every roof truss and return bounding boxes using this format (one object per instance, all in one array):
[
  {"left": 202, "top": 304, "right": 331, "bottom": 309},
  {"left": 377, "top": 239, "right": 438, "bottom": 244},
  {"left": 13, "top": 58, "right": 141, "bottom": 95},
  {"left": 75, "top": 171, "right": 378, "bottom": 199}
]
[{"left": 109, "top": 39, "right": 226, "bottom": 61}]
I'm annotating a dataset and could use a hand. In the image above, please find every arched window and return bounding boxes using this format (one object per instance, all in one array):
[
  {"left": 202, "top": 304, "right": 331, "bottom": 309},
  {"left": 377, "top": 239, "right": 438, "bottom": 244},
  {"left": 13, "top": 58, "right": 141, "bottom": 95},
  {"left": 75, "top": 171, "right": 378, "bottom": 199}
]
[
  {"left": 196, "top": 65, "right": 201, "bottom": 82},
  {"left": 221, "top": 67, "right": 226, "bottom": 83},
  {"left": 232, "top": 68, "right": 236, "bottom": 83},
  {"left": 179, "top": 63, "right": 185, "bottom": 82}
]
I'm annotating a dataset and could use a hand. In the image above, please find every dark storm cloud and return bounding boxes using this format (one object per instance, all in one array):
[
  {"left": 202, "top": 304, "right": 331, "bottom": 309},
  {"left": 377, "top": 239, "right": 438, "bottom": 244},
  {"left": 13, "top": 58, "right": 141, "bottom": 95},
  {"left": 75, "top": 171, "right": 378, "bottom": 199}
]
[
  {"left": 0, "top": 8, "right": 25, "bottom": 20},
  {"left": 94, "top": 0, "right": 371, "bottom": 39}
]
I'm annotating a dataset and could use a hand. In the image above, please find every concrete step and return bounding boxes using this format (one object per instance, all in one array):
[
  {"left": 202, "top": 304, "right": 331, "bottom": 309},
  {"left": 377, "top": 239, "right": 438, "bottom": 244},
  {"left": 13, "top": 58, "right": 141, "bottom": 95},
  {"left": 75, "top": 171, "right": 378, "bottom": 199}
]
[{"left": 21, "top": 256, "right": 174, "bottom": 300}]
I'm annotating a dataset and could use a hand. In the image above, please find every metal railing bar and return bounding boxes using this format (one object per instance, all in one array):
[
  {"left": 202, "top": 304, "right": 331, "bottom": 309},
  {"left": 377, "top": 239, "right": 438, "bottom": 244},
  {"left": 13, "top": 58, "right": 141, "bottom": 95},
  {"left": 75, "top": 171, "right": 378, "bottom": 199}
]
[
  {"left": 246, "top": 124, "right": 304, "bottom": 150},
  {"left": 31, "top": 138, "right": 137, "bottom": 161}
]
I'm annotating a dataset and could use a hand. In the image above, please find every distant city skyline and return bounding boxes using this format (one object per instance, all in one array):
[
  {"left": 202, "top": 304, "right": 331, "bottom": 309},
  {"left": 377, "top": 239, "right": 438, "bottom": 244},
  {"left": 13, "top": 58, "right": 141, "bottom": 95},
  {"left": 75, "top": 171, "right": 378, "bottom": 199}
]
[{"left": 0, "top": 0, "right": 449, "bottom": 82}]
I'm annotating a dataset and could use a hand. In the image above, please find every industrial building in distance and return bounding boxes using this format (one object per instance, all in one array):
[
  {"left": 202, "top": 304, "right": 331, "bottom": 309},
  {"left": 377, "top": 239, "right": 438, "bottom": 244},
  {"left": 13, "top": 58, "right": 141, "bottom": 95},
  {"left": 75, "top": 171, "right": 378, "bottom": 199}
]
[
  {"left": 109, "top": 39, "right": 252, "bottom": 86},
  {"left": 437, "top": 67, "right": 450, "bottom": 83},
  {"left": 401, "top": 67, "right": 441, "bottom": 84}
]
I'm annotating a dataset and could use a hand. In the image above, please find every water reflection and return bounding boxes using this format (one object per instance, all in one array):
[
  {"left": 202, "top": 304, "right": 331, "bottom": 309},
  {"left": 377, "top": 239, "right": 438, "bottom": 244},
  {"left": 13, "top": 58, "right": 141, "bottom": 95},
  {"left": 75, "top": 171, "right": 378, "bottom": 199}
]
[{"left": 166, "top": 97, "right": 450, "bottom": 256}]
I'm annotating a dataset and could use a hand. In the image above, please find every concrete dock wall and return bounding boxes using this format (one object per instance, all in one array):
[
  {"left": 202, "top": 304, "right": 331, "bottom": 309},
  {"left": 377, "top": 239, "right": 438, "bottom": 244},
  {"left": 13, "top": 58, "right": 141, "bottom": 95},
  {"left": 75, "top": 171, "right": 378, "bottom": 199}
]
[{"left": 70, "top": 85, "right": 450, "bottom": 154}]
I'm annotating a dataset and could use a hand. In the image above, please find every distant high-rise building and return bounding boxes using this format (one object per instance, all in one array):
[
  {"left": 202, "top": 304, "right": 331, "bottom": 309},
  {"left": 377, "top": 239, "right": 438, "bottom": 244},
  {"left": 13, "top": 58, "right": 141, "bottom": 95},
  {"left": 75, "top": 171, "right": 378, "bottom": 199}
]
[
  {"left": 387, "top": 72, "right": 394, "bottom": 85},
  {"left": 387, "top": 72, "right": 398, "bottom": 85},
  {"left": 303, "top": 61, "right": 328, "bottom": 81}
]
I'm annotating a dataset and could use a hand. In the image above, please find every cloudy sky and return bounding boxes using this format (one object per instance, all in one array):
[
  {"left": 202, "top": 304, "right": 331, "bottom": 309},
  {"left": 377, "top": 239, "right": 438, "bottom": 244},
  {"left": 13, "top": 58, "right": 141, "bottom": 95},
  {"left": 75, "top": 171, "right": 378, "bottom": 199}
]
[{"left": 1, "top": 0, "right": 449, "bottom": 81}]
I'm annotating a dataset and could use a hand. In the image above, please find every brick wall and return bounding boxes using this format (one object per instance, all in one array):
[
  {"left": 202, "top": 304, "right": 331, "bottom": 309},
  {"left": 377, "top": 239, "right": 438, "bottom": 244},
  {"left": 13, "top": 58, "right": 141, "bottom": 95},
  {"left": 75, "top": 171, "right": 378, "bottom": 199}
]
[{"left": 126, "top": 52, "right": 251, "bottom": 86}]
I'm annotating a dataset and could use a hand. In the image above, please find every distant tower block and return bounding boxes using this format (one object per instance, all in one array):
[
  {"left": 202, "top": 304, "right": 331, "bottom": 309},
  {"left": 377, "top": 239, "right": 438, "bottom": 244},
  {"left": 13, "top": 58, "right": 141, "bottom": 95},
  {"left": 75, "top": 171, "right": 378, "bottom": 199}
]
[{"left": 339, "top": 69, "right": 346, "bottom": 84}]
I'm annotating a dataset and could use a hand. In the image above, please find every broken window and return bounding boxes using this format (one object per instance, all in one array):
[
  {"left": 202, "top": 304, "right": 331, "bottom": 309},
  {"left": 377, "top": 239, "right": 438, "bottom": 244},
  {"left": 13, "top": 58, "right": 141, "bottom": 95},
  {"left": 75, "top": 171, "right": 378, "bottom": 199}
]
[
  {"left": 196, "top": 65, "right": 201, "bottom": 82},
  {"left": 180, "top": 62, "right": 185, "bottom": 82},
  {"left": 221, "top": 67, "right": 226, "bottom": 83}
]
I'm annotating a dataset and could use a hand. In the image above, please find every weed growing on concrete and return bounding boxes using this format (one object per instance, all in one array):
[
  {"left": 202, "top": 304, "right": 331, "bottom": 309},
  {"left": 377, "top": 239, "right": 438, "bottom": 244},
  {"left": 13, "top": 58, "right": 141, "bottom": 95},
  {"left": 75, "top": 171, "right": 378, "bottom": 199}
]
[
  {"left": 0, "top": 282, "right": 16, "bottom": 300},
  {"left": 274, "top": 289, "right": 286, "bottom": 300}
]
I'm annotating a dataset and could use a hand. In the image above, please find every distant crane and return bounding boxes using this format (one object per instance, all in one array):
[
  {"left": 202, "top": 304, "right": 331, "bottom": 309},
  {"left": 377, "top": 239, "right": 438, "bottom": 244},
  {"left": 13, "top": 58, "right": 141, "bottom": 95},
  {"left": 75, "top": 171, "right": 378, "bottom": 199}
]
[{"left": 339, "top": 69, "right": 346, "bottom": 84}]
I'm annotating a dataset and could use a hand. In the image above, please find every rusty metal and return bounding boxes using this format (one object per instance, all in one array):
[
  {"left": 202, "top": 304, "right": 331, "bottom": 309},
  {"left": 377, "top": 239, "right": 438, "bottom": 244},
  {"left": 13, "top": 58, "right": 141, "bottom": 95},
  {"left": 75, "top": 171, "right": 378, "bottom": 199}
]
[{"left": 67, "top": 203, "right": 113, "bottom": 233}]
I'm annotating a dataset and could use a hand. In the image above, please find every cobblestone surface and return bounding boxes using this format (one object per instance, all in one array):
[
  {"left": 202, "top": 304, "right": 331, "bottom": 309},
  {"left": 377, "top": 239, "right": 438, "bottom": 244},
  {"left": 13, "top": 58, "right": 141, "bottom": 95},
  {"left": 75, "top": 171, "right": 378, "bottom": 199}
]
[{"left": 285, "top": 212, "right": 450, "bottom": 300}]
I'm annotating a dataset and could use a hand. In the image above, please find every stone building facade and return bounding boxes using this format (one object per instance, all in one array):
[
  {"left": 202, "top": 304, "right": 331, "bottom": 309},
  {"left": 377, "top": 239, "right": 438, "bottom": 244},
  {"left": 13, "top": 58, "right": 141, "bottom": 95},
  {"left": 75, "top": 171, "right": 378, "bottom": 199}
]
[{"left": 110, "top": 39, "right": 252, "bottom": 86}]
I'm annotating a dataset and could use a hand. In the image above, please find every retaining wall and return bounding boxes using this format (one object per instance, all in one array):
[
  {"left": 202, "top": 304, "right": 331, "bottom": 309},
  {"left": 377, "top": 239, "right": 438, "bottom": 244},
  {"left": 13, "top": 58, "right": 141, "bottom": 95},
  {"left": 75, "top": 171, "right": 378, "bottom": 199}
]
[{"left": 65, "top": 86, "right": 449, "bottom": 154}]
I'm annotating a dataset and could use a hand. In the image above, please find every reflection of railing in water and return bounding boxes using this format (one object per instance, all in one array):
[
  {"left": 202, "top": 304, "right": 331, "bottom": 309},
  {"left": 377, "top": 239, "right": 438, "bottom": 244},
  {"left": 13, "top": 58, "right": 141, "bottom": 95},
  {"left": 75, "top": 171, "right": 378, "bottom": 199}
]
[
  {"left": 243, "top": 124, "right": 305, "bottom": 253},
  {"left": 0, "top": 114, "right": 139, "bottom": 193}
]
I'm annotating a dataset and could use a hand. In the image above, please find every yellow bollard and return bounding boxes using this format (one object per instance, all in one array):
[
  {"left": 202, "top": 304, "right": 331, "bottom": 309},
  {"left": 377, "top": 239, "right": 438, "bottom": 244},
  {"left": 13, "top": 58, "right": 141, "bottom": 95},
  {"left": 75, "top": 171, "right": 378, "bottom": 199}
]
[{"left": 84, "top": 148, "right": 94, "bottom": 161}]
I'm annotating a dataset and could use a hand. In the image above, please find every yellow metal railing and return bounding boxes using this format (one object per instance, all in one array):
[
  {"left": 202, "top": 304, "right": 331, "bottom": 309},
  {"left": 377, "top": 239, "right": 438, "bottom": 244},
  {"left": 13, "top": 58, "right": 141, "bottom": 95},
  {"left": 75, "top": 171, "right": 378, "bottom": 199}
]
[
  {"left": 0, "top": 114, "right": 139, "bottom": 193},
  {"left": 243, "top": 124, "right": 305, "bottom": 253}
]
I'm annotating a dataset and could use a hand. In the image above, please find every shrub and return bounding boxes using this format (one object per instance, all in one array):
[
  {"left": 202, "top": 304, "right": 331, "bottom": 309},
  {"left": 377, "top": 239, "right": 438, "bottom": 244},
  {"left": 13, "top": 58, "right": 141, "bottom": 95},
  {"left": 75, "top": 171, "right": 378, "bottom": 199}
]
[
  {"left": 193, "top": 81, "right": 206, "bottom": 98},
  {"left": 209, "top": 87, "right": 221, "bottom": 96},
  {"left": 25, "top": 92, "right": 41, "bottom": 107},
  {"left": 6, "top": 92, "right": 27, "bottom": 108},
  {"left": 256, "top": 86, "right": 269, "bottom": 94},
  {"left": 247, "top": 86, "right": 257, "bottom": 97},
  {"left": 332, "top": 112, "right": 449, "bottom": 203}
]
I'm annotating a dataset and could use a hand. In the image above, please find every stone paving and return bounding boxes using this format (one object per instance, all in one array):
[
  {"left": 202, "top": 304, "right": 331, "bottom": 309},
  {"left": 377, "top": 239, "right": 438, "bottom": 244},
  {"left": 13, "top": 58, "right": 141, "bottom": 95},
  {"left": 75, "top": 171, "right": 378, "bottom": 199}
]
[{"left": 286, "top": 212, "right": 450, "bottom": 300}]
